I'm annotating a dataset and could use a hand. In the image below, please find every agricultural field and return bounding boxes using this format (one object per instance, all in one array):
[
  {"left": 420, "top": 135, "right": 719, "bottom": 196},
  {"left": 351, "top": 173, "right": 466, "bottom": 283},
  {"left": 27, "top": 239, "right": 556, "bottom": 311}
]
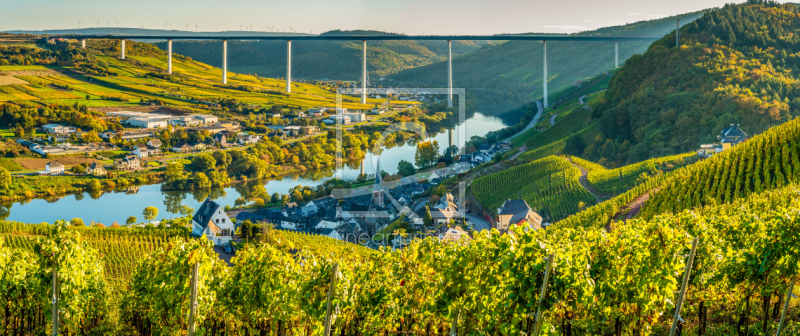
[
  {"left": 471, "top": 155, "right": 597, "bottom": 222},
  {"left": 0, "top": 222, "right": 190, "bottom": 281},
  {"left": 0, "top": 40, "right": 403, "bottom": 113},
  {"left": 12, "top": 155, "right": 101, "bottom": 170},
  {"left": 586, "top": 152, "right": 696, "bottom": 195}
]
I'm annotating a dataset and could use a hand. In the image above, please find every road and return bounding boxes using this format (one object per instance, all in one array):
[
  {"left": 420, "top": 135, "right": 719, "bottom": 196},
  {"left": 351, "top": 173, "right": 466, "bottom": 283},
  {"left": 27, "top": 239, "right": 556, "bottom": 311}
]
[
  {"left": 550, "top": 113, "right": 558, "bottom": 126},
  {"left": 213, "top": 245, "right": 234, "bottom": 266},
  {"left": 578, "top": 89, "right": 606, "bottom": 110},
  {"left": 465, "top": 213, "right": 491, "bottom": 232},
  {"left": 504, "top": 100, "right": 543, "bottom": 142}
]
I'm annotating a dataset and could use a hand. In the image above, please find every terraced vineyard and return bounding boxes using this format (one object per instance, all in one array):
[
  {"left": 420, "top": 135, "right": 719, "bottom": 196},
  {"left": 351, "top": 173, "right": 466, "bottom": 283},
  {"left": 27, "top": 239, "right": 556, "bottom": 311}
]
[
  {"left": 586, "top": 152, "right": 696, "bottom": 195},
  {"left": 0, "top": 221, "right": 189, "bottom": 281},
  {"left": 471, "top": 156, "right": 597, "bottom": 221}
]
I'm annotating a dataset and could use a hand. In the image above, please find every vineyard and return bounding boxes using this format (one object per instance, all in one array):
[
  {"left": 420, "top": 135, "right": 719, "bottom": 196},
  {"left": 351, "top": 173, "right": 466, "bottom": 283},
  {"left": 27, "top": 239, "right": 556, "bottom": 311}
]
[
  {"left": 585, "top": 152, "right": 696, "bottom": 195},
  {"left": 641, "top": 116, "right": 800, "bottom": 218},
  {"left": 471, "top": 156, "right": 597, "bottom": 221},
  {"left": 4, "top": 177, "right": 800, "bottom": 335},
  {"left": 0, "top": 221, "right": 190, "bottom": 282}
]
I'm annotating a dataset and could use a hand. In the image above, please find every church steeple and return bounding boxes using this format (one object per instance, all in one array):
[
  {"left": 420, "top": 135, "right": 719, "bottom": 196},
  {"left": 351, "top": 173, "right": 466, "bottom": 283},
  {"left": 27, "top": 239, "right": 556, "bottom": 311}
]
[{"left": 372, "top": 159, "right": 384, "bottom": 207}]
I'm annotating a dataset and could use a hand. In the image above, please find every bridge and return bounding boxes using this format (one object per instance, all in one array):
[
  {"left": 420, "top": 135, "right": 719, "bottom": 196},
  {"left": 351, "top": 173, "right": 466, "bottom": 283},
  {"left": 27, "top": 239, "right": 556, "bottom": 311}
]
[{"left": 63, "top": 33, "right": 666, "bottom": 108}]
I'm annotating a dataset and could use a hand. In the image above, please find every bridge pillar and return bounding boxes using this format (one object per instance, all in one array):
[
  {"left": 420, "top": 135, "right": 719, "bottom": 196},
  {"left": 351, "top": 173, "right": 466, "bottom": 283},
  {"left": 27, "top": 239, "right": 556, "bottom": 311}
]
[
  {"left": 120, "top": 40, "right": 126, "bottom": 60},
  {"left": 447, "top": 40, "right": 453, "bottom": 108},
  {"left": 167, "top": 39, "right": 173, "bottom": 74},
  {"left": 542, "top": 40, "right": 548, "bottom": 108},
  {"left": 361, "top": 40, "right": 367, "bottom": 104},
  {"left": 286, "top": 40, "right": 292, "bottom": 93},
  {"left": 615, "top": 41, "right": 619, "bottom": 68},
  {"left": 81, "top": 39, "right": 85, "bottom": 49},
  {"left": 222, "top": 40, "right": 228, "bottom": 84}
]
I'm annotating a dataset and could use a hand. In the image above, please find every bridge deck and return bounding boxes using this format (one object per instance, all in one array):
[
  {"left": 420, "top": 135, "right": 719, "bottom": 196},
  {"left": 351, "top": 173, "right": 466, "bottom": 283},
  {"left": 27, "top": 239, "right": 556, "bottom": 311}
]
[{"left": 51, "top": 34, "right": 661, "bottom": 41}]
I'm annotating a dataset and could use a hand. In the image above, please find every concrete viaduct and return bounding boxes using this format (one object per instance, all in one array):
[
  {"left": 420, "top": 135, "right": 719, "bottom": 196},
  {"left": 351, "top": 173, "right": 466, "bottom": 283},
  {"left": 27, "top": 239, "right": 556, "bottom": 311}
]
[{"left": 68, "top": 34, "right": 661, "bottom": 108}]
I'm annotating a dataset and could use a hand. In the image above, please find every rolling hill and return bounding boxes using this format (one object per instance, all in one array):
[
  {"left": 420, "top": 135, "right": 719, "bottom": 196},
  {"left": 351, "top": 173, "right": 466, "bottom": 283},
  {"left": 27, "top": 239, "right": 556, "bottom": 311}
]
[
  {"left": 154, "top": 30, "right": 490, "bottom": 80},
  {"left": 585, "top": 1, "right": 800, "bottom": 165},
  {"left": 388, "top": 12, "right": 705, "bottom": 100}
]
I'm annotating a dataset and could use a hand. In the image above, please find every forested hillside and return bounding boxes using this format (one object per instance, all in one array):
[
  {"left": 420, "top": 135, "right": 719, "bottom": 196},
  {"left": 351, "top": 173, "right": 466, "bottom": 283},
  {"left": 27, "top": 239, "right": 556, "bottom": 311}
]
[
  {"left": 159, "top": 30, "right": 489, "bottom": 80},
  {"left": 389, "top": 12, "right": 704, "bottom": 99},
  {"left": 587, "top": 1, "right": 800, "bottom": 165}
]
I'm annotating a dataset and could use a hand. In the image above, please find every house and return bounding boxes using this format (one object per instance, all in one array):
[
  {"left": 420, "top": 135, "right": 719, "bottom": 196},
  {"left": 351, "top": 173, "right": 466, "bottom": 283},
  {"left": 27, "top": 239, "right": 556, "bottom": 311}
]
[
  {"left": 270, "top": 113, "right": 282, "bottom": 119},
  {"left": 328, "top": 115, "right": 351, "bottom": 124},
  {"left": 132, "top": 144, "right": 162, "bottom": 158},
  {"left": 170, "top": 116, "right": 201, "bottom": 127},
  {"left": 342, "top": 112, "right": 366, "bottom": 122},
  {"left": 213, "top": 132, "right": 231, "bottom": 147},
  {"left": 300, "top": 126, "right": 319, "bottom": 135},
  {"left": 718, "top": 124, "right": 748, "bottom": 150},
  {"left": 114, "top": 155, "right": 140, "bottom": 170},
  {"left": 85, "top": 162, "right": 107, "bottom": 176},
  {"left": 147, "top": 139, "right": 163, "bottom": 148},
  {"left": 191, "top": 114, "right": 219, "bottom": 124},
  {"left": 305, "top": 195, "right": 339, "bottom": 216},
  {"left": 191, "top": 142, "right": 206, "bottom": 151},
  {"left": 439, "top": 225, "right": 471, "bottom": 242},
  {"left": 44, "top": 162, "right": 65, "bottom": 175},
  {"left": 172, "top": 143, "right": 192, "bottom": 153},
  {"left": 99, "top": 130, "right": 118, "bottom": 140},
  {"left": 236, "top": 134, "right": 260, "bottom": 145},
  {"left": 41, "top": 124, "right": 77, "bottom": 135},
  {"left": 32, "top": 145, "right": 65, "bottom": 156},
  {"left": 119, "top": 131, "right": 154, "bottom": 141},
  {"left": 370, "top": 107, "right": 386, "bottom": 115},
  {"left": 496, "top": 199, "right": 542, "bottom": 231},
  {"left": 192, "top": 198, "right": 236, "bottom": 246}
]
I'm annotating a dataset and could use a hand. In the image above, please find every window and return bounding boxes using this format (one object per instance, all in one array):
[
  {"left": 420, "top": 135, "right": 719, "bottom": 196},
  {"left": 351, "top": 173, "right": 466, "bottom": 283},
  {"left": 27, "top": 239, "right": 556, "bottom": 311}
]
[
  {"left": 222, "top": 219, "right": 226, "bottom": 223},
  {"left": 216, "top": 219, "right": 219, "bottom": 224}
]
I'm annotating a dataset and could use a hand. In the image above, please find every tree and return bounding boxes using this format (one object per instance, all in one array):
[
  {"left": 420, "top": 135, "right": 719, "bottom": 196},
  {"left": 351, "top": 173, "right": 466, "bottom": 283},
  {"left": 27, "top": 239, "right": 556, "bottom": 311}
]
[
  {"left": 415, "top": 140, "right": 440, "bottom": 169},
  {"left": 397, "top": 160, "right": 416, "bottom": 177},
  {"left": 234, "top": 197, "right": 247, "bottom": 208},
  {"left": 71, "top": 165, "right": 85, "bottom": 174},
  {"left": 194, "top": 172, "right": 211, "bottom": 189},
  {"left": 69, "top": 218, "right": 84, "bottom": 227},
  {"left": 143, "top": 206, "right": 159, "bottom": 222},
  {"left": 126, "top": 216, "right": 137, "bottom": 225},
  {"left": 423, "top": 206, "right": 433, "bottom": 227},
  {"left": 192, "top": 154, "right": 217, "bottom": 172},
  {"left": 564, "top": 134, "right": 586, "bottom": 156},
  {"left": 165, "top": 162, "right": 184, "bottom": 181},
  {"left": 0, "top": 167, "right": 11, "bottom": 189}
]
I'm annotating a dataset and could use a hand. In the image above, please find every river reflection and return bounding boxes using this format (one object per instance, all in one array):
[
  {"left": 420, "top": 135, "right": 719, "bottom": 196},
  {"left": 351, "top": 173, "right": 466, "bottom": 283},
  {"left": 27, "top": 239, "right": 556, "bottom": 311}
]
[{"left": 3, "top": 112, "right": 512, "bottom": 225}]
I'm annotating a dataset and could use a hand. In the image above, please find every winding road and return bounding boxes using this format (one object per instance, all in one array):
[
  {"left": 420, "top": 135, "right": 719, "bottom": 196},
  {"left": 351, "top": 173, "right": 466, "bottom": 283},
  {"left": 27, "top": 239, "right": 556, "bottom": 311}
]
[{"left": 504, "top": 100, "right": 543, "bottom": 142}]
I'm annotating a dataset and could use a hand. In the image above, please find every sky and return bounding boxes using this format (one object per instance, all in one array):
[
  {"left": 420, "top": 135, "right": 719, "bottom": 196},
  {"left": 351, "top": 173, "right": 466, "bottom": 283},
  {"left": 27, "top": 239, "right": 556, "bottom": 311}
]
[{"left": 1, "top": 0, "right": 793, "bottom": 35}]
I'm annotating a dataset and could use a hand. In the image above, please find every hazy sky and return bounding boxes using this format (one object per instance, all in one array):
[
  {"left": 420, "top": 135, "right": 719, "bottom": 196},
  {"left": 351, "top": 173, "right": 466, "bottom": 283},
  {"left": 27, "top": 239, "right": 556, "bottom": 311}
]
[{"left": 1, "top": 0, "right": 791, "bottom": 34}]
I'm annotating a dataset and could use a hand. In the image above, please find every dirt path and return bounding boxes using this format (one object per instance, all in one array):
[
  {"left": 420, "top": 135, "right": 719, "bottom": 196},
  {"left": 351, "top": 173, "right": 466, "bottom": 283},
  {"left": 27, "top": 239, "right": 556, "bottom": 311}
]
[
  {"left": 509, "top": 144, "right": 527, "bottom": 160},
  {"left": 550, "top": 114, "right": 558, "bottom": 126},
  {"left": 567, "top": 158, "right": 601, "bottom": 203}
]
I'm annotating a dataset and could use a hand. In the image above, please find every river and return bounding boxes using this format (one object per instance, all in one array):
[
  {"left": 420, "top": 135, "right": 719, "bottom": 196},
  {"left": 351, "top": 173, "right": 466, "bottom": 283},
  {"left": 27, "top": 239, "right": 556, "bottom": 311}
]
[{"left": 3, "top": 112, "right": 513, "bottom": 225}]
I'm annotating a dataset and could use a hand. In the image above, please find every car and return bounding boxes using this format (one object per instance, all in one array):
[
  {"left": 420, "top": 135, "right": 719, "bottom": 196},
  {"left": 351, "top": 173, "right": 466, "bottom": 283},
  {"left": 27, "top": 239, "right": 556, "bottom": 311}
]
[{"left": 223, "top": 243, "right": 233, "bottom": 254}]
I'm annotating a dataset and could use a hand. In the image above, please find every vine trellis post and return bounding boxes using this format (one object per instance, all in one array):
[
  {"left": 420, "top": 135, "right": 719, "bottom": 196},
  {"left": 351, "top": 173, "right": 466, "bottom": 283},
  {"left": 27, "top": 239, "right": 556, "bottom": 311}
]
[
  {"left": 188, "top": 261, "right": 199, "bottom": 336},
  {"left": 532, "top": 253, "right": 555, "bottom": 336},
  {"left": 51, "top": 259, "right": 59, "bottom": 336},
  {"left": 670, "top": 237, "right": 699, "bottom": 336},
  {"left": 775, "top": 276, "right": 796, "bottom": 336},
  {"left": 324, "top": 263, "right": 339, "bottom": 336}
]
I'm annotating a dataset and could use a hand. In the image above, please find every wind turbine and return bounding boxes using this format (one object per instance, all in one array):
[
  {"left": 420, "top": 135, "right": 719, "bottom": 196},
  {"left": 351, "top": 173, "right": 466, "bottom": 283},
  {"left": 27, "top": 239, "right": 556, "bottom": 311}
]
[
  {"left": 78, "top": 21, "right": 81, "bottom": 29},
  {"left": 107, "top": 20, "right": 110, "bottom": 27},
  {"left": 186, "top": 25, "right": 189, "bottom": 31},
  {"left": 195, "top": 24, "right": 198, "bottom": 33},
  {"left": 97, "top": 21, "right": 101, "bottom": 28},
  {"left": 169, "top": 23, "right": 172, "bottom": 30},
  {"left": 116, "top": 21, "right": 119, "bottom": 32}
]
